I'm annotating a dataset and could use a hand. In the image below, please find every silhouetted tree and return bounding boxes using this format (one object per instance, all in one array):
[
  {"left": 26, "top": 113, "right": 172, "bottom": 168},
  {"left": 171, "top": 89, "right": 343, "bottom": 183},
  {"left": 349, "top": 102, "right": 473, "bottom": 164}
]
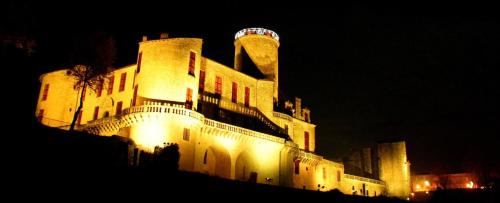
[
  {"left": 153, "top": 143, "right": 180, "bottom": 172},
  {"left": 68, "top": 32, "right": 115, "bottom": 131}
]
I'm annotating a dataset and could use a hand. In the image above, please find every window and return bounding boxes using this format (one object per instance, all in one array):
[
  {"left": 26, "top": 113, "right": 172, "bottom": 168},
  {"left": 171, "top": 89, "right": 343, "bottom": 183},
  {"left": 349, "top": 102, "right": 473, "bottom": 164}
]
[
  {"left": 188, "top": 51, "right": 195, "bottom": 76},
  {"left": 323, "top": 167, "right": 327, "bottom": 180},
  {"left": 215, "top": 76, "right": 222, "bottom": 95},
  {"left": 119, "top": 72, "right": 126, "bottom": 92},
  {"left": 294, "top": 160, "right": 300, "bottom": 174},
  {"left": 96, "top": 79, "right": 103, "bottom": 97},
  {"left": 304, "top": 112, "right": 309, "bottom": 122},
  {"left": 185, "top": 88, "right": 193, "bottom": 109},
  {"left": 77, "top": 110, "right": 83, "bottom": 125},
  {"left": 203, "top": 150, "right": 208, "bottom": 164},
  {"left": 244, "top": 87, "right": 250, "bottom": 107},
  {"left": 82, "top": 86, "right": 86, "bottom": 101},
  {"left": 183, "top": 128, "right": 190, "bottom": 141},
  {"left": 132, "top": 85, "right": 138, "bottom": 106},
  {"left": 304, "top": 131, "right": 310, "bottom": 151},
  {"left": 93, "top": 106, "right": 99, "bottom": 120},
  {"left": 37, "top": 109, "right": 44, "bottom": 121},
  {"left": 116, "top": 101, "right": 123, "bottom": 115},
  {"left": 199, "top": 70, "right": 205, "bottom": 92},
  {"left": 337, "top": 170, "right": 341, "bottom": 182},
  {"left": 136, "top": 52, "right": 142, "bottom": 73},
  {"left": 42, "top": 84, "right": 49, "bottom": 101},
  {"left": 107, "top": 76, "right": 114, "bottom": 95},
  {"left": 232, "top": 82, "right": 237, "bottom": 103},
  {"left": 285, "top": 125, "right": 289, "bottom": 134}
]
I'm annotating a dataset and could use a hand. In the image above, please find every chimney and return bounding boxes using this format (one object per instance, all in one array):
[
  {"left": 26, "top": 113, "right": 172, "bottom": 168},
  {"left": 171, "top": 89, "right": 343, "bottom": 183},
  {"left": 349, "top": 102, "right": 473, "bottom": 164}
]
[
  {"left": 294, "top": 97, "right": 302, "bottom": 119},
  {"left": 142, "top": 36, "right": 148, "bottom": 42},
  {"left": 160, "top": 33, "right": 169, "bottom": 39}
]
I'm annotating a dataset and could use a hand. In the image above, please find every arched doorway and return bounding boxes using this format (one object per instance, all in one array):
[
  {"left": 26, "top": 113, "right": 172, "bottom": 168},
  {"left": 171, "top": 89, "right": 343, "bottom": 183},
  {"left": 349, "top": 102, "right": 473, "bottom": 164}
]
[
  {"left": 235, "top": 151, "right": 258, "bottom": 182},
  {"left": 205, "top": 146, "right": 231, "bottom": 179}
]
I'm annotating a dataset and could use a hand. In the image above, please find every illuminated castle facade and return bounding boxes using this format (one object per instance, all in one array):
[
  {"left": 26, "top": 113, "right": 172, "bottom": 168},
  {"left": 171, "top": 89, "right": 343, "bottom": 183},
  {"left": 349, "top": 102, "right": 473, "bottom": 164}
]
[{"left": 35, "top": 29, "right": 410, "bottom": 198}]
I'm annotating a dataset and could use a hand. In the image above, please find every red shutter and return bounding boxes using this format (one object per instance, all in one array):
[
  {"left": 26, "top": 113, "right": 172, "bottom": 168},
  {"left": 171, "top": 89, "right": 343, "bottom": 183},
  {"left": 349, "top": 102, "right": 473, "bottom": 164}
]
[
  {"left": 42, "top": 84, "right": 49, "bottom": 101},
  {"left": 137, "top": 52, "right": 142, "bottom": 73},
  {"left": 215, "top": 76, "right": 222, "bottom": 95},
  {"left": 188, "top": 52, "right": 195, "bottom": 75},
  {"left": 119, "top": 73, "right": 127, "bottom": 92},
  {"left": 96, "top": 79, "right": 103, "bottom": 97},
  {"left": 77, "top": 110, "right": 83, "bottom": 125},
  {"left": 304, "top": 131, "right": 310, "bottom": 151},
  {"left": 186, "top": 88, "right": 193, "bottom": 109},
  {"left": 232, "top": 82, "right": 237, "bottom": 103},
  {"left": 107, "top": 76, "right": 114, "bottom": 95},
  {"left": 244, "top": 87, "right": 250, "bottom": 107},
  {"left": 82, "top": 86, "right": 86, "bottom": 101},
  {"left": 37, "top": 109, "right": 44, "bottom": 121},
  {"left": 199, "top": 70, "right": 205, "bottom": 91},
  {"left": 132, "top": 85, "right": 138, "bottom": 106},
  {"left": 93, "top": 106, "right": 99, "bottom": 120},
  {"left": 116, "top": 101, "right": 123, "bottom": 115}
]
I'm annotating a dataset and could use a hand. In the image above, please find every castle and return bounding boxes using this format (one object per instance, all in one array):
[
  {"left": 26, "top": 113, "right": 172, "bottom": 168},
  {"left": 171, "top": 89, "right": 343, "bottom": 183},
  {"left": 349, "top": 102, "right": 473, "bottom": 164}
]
[{"left": 35, "top": 28, "right": 410, "bottom": 198}]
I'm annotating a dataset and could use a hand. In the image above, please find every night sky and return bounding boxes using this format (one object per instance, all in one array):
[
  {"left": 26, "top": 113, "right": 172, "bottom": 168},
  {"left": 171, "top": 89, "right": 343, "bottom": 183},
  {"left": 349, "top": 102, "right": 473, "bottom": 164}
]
[{"left": 5, "top": 2, "right": 499, "bottom": 174}]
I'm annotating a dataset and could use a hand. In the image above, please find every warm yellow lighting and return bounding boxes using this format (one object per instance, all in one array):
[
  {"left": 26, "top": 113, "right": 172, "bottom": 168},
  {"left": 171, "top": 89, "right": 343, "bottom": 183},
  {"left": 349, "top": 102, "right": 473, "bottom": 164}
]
[
  {"left": 466, "top": 181, "right": 474, "bottom": 189},
  {"left": 424, "top": 180, "right": 430, "bottom": 187},
  {"left": 425, "top": 191, "right": 429, "bottom": 194},
  {"left": 133, "top": 122, "right": 167, "bottom": 151},
  {"left": 416, "top": 184, "right": 421, "bottom": 189},
  {"left": 411, "top": 192, "right": 415, "bottom": 196},
  {"left": 216, "top": 136, "right": 236, "bottom": 151},
  {"left": 254, "top": 141, "right": 278, "bottom": 164}
]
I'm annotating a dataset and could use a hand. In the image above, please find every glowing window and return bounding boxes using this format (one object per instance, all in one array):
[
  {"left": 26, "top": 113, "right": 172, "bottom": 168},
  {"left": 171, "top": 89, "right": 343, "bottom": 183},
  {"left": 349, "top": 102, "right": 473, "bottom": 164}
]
[
  {"left": 37, "top": 109, "right": 44, "bottom": 121},
  {"left": 188, "top": 51, "right": 195, "bottom": 76},
  {"left": 93, "top": 106, "right": 99, "bottom": 120},
  {"left": 337, "top": 170, "right": 341, "bottom": 182},
  {"left": 232, "top": 82, "right": 238, "bottom": 103},
  {"left": 42, "top": 84, "right": 49, "bottom": 101},
  {"left": 245, "top": 87, "right": 250, "bottom": 107},
  {"left": 96, "top": 79, "right": 103, "bottom": 97},
  {"left": 116, "top": 101, "right": 123, "bottom": 115},
  {"left": 215, "top": 76, "right": 222, "bottom": 95},
  {"left": 136, "top": 52, "right": 142, "bottom": 73},
  {"left": 132, "top": 85, "right": 138, "bottom": 106},
  {"left": 107, "top": 76, "right": 114, "bottom": 95},
  {"left": 77, "top": 110, "right": 83, "bottom": 125},
  {"left": 82, "top": 86, "right": 86, "bottom": 101},
  {"left": 119, "top": 73, "right": 126, "bottom": 92},
  {"left": 185, "top": 88, "right": 193, "bottom": 109},
  {"left": 199, "top": 70, "right": 205, "bottom": 92}
]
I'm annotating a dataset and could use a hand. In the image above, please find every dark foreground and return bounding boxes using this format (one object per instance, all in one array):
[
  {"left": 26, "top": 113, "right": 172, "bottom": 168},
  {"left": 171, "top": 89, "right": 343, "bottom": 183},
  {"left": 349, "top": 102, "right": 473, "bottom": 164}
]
[{"left": 7, "top": 122, "right": 499, "bottom": 202}]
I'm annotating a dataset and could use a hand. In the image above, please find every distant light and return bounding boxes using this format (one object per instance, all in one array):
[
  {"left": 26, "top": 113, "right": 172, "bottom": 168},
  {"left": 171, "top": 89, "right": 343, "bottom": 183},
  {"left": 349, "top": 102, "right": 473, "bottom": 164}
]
[
  {"left": 416, "top": 184, "right": 421, "bottom": 189},
  {"left": 235, "top": 28, "right": 280, "bottom": 41},
  {"left": 425, "top": 191, "right": 429, "bottom": 194},
  {"left": 411, "top": 192, "right": 415, "bottom": 196},
  {"left": 406, "top": 197, "right": 410, "bottom": 201},
  {"left": 424, "top": 180, "right": 430, "bottom": 187},
  {"left": 466, "top": 181, "right": 474, "bottom": 189}
]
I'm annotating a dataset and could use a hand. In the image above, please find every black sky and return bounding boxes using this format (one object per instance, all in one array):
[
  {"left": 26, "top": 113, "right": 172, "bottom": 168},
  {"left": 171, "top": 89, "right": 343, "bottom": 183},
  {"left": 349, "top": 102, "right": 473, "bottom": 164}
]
[{"left": 5, "top": 2, "right": 499, "bottom": 174}]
